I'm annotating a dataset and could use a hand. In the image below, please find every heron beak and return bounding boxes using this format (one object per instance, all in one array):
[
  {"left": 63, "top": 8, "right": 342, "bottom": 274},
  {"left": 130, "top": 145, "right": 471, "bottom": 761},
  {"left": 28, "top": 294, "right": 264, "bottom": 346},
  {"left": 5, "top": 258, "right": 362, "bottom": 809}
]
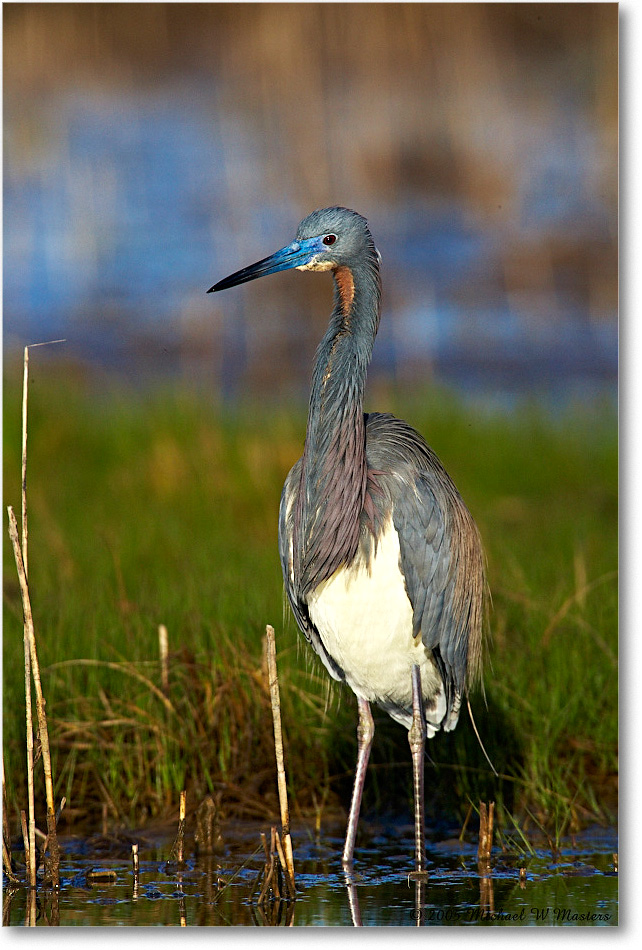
[{"left": 207, "top": 237, "right": 322, "bottom": 293}]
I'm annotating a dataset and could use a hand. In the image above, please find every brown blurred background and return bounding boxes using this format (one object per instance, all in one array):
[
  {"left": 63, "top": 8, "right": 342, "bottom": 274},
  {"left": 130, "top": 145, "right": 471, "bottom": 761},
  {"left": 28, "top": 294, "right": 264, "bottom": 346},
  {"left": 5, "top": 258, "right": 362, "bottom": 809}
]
[{"left": 3, "top": 3, "right": 618, "bottom": 407}]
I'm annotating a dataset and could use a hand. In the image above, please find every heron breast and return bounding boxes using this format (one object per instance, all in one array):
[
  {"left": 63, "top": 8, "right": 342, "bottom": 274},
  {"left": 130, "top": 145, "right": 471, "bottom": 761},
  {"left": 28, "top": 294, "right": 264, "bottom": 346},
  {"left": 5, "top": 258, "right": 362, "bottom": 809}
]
[{"left": 306, "top": 515, "right": 444, "bottom": 729}]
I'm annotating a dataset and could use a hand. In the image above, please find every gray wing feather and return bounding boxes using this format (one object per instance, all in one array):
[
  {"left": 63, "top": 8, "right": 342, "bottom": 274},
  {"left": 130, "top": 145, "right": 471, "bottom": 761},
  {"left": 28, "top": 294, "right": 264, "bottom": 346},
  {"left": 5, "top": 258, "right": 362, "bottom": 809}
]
[{"left": 365, "top": 413, "right": 485, "bottom": 718}]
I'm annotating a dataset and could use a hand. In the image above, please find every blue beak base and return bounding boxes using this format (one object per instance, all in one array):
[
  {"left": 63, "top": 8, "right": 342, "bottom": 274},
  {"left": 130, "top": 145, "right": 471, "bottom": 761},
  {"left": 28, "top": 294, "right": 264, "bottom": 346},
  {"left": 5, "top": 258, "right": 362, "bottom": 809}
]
[{"left": 208, "top": 237, "right": 323, "bottom": 293}]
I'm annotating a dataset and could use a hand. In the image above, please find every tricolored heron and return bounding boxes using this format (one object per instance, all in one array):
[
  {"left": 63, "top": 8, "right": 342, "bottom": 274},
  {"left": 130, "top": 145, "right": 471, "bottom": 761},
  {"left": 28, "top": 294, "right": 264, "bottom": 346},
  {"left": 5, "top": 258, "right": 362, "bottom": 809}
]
[{"left": 209, "top": 207, "right": 485, "bottom": 871}]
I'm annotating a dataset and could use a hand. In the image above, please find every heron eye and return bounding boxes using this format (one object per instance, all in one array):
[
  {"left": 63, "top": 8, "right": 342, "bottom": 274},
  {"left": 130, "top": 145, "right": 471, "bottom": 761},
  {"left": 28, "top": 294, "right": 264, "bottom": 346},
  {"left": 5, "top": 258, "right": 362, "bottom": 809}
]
[{"left": 322, "top": 233, "right": 337, "bottom": 246}]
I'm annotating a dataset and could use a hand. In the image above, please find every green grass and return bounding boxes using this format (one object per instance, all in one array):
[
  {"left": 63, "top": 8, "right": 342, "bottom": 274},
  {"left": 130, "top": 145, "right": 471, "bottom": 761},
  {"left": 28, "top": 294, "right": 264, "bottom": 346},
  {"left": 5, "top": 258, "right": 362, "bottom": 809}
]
[{"left": 3, "top": 361, "right": 617, "bottom": 840}]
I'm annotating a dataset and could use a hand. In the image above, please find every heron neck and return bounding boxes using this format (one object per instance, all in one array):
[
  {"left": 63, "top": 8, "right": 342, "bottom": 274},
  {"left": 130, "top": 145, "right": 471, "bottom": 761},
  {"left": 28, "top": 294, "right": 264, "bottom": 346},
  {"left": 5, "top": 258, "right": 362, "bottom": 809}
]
[
  {"left": 294, "top": 257, "right": 381, "bottom": 589},
  {"left": 305, "top": 259, "right": 381, "bottom": 467}
]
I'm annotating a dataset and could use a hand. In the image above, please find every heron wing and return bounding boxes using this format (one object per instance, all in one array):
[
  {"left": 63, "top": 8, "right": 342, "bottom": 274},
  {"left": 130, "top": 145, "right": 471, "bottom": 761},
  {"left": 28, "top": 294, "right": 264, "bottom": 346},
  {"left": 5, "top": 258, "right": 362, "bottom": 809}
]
[{"left": 364, "top": 413, "right": 484, "bottom": 716}]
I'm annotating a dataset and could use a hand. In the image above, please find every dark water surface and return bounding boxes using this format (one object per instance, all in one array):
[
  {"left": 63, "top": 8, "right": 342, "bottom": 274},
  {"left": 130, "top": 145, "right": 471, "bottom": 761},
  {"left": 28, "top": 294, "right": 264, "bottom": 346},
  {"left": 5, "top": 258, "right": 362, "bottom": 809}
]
[{"left": 4, "top": 821, "right": 617, "bottom": 927}]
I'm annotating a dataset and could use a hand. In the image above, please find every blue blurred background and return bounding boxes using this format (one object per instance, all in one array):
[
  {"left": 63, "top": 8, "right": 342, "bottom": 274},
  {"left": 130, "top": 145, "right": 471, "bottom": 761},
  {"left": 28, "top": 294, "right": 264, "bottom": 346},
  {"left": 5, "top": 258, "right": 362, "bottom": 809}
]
[{"left": 3, "top": 2, "right": 618, "bottom": 409}]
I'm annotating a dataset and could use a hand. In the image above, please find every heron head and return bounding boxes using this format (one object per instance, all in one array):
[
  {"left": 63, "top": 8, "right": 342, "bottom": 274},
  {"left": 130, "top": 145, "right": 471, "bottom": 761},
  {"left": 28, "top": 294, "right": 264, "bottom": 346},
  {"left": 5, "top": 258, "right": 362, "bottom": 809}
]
[{"left": 208, "top": 207, "right": 377, "bottom": 293}]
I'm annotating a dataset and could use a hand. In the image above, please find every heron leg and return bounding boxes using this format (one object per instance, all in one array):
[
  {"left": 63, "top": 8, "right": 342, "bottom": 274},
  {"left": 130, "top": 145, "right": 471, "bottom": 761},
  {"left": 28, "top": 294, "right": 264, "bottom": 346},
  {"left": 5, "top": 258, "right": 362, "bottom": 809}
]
[
  {"left": 342, "top": 697, "right": 374, "bottom": 867},
  {"left": 408, "top": 664, "right": 427, "bottom": 874},
  {"left": 344, "top": 867, "right": 363, "bottom": 927}
]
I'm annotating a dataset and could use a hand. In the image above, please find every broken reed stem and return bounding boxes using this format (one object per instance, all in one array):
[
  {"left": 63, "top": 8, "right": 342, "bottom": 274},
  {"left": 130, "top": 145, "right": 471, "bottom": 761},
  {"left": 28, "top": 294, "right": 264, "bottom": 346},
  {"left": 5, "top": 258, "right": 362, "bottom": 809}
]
[
  {"left": 7, "top": 506, "right": 60, "bottom": 886},
  {"left": 132, "top": 843, "right": 140, "bottom": 894},
  {"left": 270, "top": 826, "right": 281, "bottom": 901},
  {"left": 177, "top": 790, "right": 186, "bottom": 865},
  {"left": 158, "top": 624, "right": 169, "bottom": 694},
  {"left": 477, "top": 801, "right": 495, "bottom": 865},
  {"left": 39, "top": 797, "right": 66, "bottom": 864},
  {"left": 274, "top": 831, "right": 295, "bottom": 901},
  {"left": 265, "top": 625, "right": 295, "bottom": 891},
  {"left": 258, "top": 854, "right": 275, "bottom": 904},
  {"left": 257, "top": 829, "right": 278, "bottom": 905},
  {"left": 486, "top": 802, "right": 495, "bottom": 859}
]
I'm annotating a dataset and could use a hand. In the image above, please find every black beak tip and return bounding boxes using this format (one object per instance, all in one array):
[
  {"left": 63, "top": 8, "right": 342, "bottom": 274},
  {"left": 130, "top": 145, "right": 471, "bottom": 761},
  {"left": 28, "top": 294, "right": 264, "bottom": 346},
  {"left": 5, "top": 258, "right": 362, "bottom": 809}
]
[{"left": 206, "top": 284, "right": 216, "bottom": 294}]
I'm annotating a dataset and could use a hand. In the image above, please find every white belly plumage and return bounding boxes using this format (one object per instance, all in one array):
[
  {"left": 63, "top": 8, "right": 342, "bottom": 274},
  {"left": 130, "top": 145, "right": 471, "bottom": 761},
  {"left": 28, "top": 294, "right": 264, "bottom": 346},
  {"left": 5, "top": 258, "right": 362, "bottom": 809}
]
[{"left": 306, "top": 517, "right": 447, "bottom": 734}]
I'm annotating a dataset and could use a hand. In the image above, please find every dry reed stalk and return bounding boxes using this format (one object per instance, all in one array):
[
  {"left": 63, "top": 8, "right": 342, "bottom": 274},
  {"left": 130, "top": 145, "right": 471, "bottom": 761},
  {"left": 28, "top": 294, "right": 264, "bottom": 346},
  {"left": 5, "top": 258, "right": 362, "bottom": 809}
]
[
  {"left": 178, "top": 789, "right": 186, "bottom": 864},
  {"left": 158, "top": 624, "right": 169, "bottom": 694},
  {"left": 477, "top": 801, "right": 495, "bottom": 865},
  {"left": 132, "top": 842, "right": 140, "bottom": 895},
  {"left": 19, "top": 810, "right": 30, "bottom": 880},
  {"left": 7, "top": 506, "right": 60, "bottom": 886},
  {"left": 12, "top": 341, "right": 65, "bottom": 890},
  {"left": 257, "top": 830, "right": 276, "bottom": 905},
  {"left": 264, "top": 625, "right": 295, "bottom": 892},
  {"left": 2, "top": 840, "right": 19, "bottom": 886},
  {"left": 257, "top": 830, "right": 270, "bottom": 900},
  {"left": 274, "top": 831, "right": 295, "bottom": 901},
  {"left": 23, "top": 624, "right": 36, "bottom": 888},
  {"left": 269, "top": 826, "right": 281, "bottom": 901}
]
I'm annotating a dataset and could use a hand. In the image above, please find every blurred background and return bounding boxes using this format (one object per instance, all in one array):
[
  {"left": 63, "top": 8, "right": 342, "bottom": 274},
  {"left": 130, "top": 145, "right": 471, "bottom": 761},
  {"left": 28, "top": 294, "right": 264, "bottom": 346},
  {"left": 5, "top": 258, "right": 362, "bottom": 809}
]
[{"left": 3, "top": 1, "right": 618, "bottom": 408}]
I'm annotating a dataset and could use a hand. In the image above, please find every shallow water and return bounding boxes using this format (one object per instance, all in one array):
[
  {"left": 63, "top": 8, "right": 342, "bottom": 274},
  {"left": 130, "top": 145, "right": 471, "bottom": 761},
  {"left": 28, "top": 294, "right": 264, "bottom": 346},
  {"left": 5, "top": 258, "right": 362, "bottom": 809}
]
[{"left": 4, "top": 821, "right": 617, "bottom": 926}]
